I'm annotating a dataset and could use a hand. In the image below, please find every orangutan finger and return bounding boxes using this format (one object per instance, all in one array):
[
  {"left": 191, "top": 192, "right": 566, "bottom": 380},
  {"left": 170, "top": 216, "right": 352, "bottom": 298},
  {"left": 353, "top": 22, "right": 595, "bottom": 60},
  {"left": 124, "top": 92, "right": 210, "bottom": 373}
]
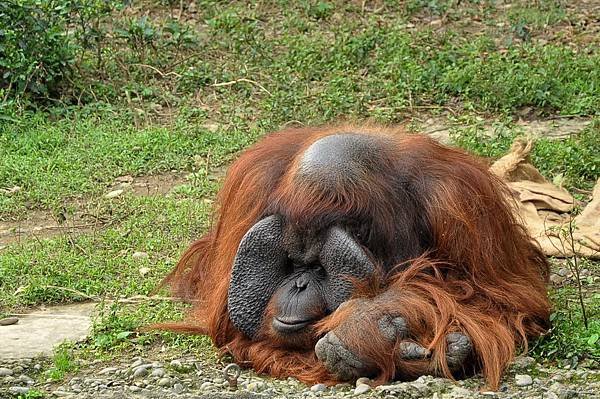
[{"left": 397, "top": 341, "right": 431, "bottom": 360}]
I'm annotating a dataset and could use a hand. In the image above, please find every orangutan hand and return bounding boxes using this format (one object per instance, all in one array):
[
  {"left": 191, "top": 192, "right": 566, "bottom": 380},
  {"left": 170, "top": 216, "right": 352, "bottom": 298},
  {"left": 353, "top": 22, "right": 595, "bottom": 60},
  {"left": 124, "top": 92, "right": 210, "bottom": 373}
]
[{"left": 314, "top": 298, "right": 472, "bottom": 381}]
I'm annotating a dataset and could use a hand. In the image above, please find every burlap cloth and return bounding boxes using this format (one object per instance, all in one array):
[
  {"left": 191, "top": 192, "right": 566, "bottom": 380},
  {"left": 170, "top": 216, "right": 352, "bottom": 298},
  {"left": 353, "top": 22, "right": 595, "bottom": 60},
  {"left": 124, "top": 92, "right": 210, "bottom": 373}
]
[{"left": 490, "top": 139, "right": 599, "bottom": 259}]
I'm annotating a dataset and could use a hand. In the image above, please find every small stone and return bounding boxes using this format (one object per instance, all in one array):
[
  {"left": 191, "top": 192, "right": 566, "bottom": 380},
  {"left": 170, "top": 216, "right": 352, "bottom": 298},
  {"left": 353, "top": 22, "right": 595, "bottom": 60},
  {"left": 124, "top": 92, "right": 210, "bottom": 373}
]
[
  {"left": 200, "top": 381, "right": 213, "bottom": 390},
  {"left": 513, "top": 356, "right": 536, "bottom": 369},
  {"left": 311, "top": 383, "right": 327, "bottom": 392},
  {"left": 52, "top": 391, "right": 72, "bottom": 397},
  {"left": 550, "top": 274, "right": 566, "bottom": 285},
  {"left": 129, "top": 385, "right": 141, "bottom": 392},
  {"left": 105, "top": 189, "right": 124, "bottom": 199},
  {"left": 139, "top": 267, "right": 151, "bottom": 276},
  {"left": 18, "top": 374, "right": 34, "bottom": 385},
  {"left": 0, "top": 367, "right": 14, "bottom": 376},
  {"left": 158, "top": 377, "right": 172, "bottom": 387},
  {"left": 9, "top": 386, "right": 29, "bottom": 394},
  {"left": 99, "top": 367, "right": 118, "bottom": 375},
  {"left": 355, "top": 377, "right": 371, "bottom": 387},
  {"left": 12, "top": 366, "right": 23, "bottom": 373},
  {"left": 151, "top": 368, "right": 165, "bottom": 378},
  {"left": 449, "top": 387, "right": 473, "bottom": 398},
  {"left": 354, "top": 384, "right": 371, "bottom": 395},
  {"left": 170, "top": 359, "right": 183, "bottom": 369},
  {"left": 247, "top": 381, "right": 266, "bottom": 392},
  {"left": 133, "top": 367, "right": 149, "bottom": 378},
  {"left": 132, "top": 251, "right": 149, "bottom": 260},
  {"left": 173, "top": 383, "right": 185, "bottom": 394},
  {"left": 557, "top": 267, "right": 569, "bottom": 277},
  {"left": 131, "top": 358, "right": 144, "bottom": 368},
  {"left": 515, "top": 374, "right": 533, "bottom": 386},
  {"left": 0, "top": 317, "right": 19, "bottom": 326},
  {"left": 579, "top": 268, "right": 590, "bottom": 277},
  {"left": 72, "top": 384, "right": 82, "bottom": 392}
]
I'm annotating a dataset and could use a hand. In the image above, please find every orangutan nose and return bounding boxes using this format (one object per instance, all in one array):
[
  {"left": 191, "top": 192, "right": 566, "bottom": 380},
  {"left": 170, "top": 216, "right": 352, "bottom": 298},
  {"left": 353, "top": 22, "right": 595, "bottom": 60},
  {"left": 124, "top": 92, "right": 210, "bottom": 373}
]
[{"left": 295, "top": 274, "right": 310, "bottom": 290}]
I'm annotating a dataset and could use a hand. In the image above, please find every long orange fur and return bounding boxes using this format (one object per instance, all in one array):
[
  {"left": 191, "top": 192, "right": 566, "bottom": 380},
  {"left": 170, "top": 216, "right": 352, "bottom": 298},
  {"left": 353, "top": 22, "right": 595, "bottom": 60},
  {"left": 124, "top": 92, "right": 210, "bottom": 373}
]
[{"left": 159, "top": 126, "right": 550, "bottom": 389}]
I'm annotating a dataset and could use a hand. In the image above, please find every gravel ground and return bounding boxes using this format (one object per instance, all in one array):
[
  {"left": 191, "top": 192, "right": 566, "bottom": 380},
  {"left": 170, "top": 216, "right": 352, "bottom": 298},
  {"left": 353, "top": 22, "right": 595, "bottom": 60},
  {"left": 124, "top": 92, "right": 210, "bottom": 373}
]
[{"left": 1, "top": 355, "right": 598, "bottom": 398}]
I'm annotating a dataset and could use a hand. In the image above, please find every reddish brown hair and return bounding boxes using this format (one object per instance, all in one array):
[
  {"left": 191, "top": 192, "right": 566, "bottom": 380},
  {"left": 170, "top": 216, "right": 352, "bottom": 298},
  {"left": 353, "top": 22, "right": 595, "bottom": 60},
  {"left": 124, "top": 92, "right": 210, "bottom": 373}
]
[{"left": 160, "top": 126, "right": 550, "bottom": 389}]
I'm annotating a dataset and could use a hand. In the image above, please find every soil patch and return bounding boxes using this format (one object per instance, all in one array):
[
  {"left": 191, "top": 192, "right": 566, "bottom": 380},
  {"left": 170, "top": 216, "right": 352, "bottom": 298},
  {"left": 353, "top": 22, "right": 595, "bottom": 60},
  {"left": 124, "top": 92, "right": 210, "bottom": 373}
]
[{"left": 0, "top": 172, "right": 188, "bottom": 248}]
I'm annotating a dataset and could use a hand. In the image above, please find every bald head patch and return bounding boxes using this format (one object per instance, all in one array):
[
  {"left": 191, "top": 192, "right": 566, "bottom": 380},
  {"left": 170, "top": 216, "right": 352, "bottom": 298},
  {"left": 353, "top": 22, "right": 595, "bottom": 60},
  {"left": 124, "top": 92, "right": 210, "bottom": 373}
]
[{"left": 296, "top": 133, "right": 388, "bottom": 185}]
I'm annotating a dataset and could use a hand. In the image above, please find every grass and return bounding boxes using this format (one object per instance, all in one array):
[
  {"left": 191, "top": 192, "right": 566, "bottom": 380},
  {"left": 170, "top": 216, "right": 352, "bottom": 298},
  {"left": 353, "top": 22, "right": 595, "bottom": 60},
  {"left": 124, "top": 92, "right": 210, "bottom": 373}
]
[
  {"left": 0, "top": 195, "right": 211, "bottom": 308},
  {"left": 0, "top": 115, "right": 257, "bottom": 218},
  {"left": 451, "top": 117, "right": 600, "bottom": 189},
  {"left": 0, "top": 0, "right": 599, "bottom": 376},
  {"left": 46, "top": 344, "right": 79, "bottom": 381}
]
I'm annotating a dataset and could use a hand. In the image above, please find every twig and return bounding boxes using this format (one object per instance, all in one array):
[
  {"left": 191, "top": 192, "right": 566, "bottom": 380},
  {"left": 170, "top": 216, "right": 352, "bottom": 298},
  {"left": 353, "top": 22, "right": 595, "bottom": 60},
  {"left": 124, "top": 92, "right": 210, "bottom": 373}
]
[
  {"left": 211, "top": 79, "right": 272, "bottom": 96},
  {"left": 566, "top": 220, "right": 588, "bottom": 328},
  {"left": 31, "top": 286, "right": 98, "bottom": 300},
  {"left": 132, "top": 63, "right": 182, "bottom": 78},
  {"left": 115, "top": 294, "right": 199, "bottom": 304}
]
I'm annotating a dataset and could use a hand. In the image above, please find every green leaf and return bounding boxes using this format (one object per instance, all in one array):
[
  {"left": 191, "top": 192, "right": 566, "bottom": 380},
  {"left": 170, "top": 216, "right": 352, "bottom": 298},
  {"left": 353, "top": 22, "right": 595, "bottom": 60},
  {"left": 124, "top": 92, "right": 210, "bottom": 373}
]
[
  {"left": 116, "top": 331, "right": 132, "bottom": 340},
  {"left": 587, "top": 333, "right": 599, "bottom": 346}
]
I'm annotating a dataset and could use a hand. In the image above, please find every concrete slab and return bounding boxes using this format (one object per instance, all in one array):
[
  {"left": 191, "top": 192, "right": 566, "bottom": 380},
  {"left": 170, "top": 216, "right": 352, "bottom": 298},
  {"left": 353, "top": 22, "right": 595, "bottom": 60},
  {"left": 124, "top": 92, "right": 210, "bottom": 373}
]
[{"left": 0, "top": 302, "right": 96, "bottom": 359}]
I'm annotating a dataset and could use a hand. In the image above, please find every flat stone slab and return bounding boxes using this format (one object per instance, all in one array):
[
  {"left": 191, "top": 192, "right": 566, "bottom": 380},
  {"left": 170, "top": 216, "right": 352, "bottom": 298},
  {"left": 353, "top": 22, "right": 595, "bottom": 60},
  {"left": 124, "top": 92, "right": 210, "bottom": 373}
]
[{"left": 0, "top": 302, "right": 96, "bottom": 359}]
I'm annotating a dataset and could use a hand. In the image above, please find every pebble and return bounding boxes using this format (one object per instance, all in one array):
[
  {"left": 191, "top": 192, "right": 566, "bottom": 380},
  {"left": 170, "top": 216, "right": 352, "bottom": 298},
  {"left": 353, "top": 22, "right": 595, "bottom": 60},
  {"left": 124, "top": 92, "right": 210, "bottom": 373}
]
[
  {"left": 132, "top": 251, "right": 149, "bottom": 260},
  {"left": 169, "top": 359, "right": 183, "bottom": 369},
  {"left": 173, "top": 383, "right": 185, "bottom": 393},
  {"left": 133, "top": 367, "right": 149, "bottom": 378},
  {"left": 131, "top": 358, "right": 145, "bottom": 368},
  {"left": 449, "top": 387, "right": 473, "bottom": 397},
  {"left": 247, "top": 381, "right": 266, "bottom": 392},
  {"left": 129, "top": 385, "right": 141, "bottom": 392},
  {"left": 513, "top": 356, "right": 536, "bottom": 369},
  {"left": 0, "top": 317, "right": 19, "bottom": 326},
  {"left": 9, "top": 386, "right": 30, "bottom": 394},
  {"left": 515, "top": 374, "right": 533, "bottom": 386},
  {"left": 354, "top": 384, "right": 371, "bottom": 395},
  {"left": 99, "top": 367, "right": 118, "bottom": 375},
  {"left": 0, "top": 367, "right": 14, "bottom": 376},
  {"left": 557, "top": 267, "right": 569, "bottom": 277},
  {"left": 311, "top": 383, "right": 327, "bottom": 392},
  {"left": 550, "top": 274, "right": 566, "bottom": 285},
  {"left": 151, "top": 368, "right": 166, "bottom": 378},
  {"left": 18, "top": 374, "right": 34, "bottom": 385},
  {"left": 158, "top": 377, "right": 172, "bottom": 387},
  {"left": 355, "top": 377, "right": 371, "bottom": 387},
  {"left": 105, "top": 189, "right": 124, "bottom": 199}
]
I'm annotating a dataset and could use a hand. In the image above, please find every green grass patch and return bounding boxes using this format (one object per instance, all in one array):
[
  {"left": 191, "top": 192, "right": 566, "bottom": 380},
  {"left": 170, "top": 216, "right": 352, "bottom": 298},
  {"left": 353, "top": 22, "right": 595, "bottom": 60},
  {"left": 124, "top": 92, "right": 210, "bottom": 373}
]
[
  {"left": 89, "top": 300, "right": 216, "bottom": 359},
  {"left": 451, "top": 117, "right": 600, "bottom": 189},
  {"left": 0, "top": 194, "right": 210, "bottom": 308},
  {"left": 0, "top": 114, "right": 257, "bottom": 218},
  {"left": 46, "top": 343, "right": 79, "bottom": 381},
  {"left": 532, "top": 283, "right": 600, "bottom": 365}
]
